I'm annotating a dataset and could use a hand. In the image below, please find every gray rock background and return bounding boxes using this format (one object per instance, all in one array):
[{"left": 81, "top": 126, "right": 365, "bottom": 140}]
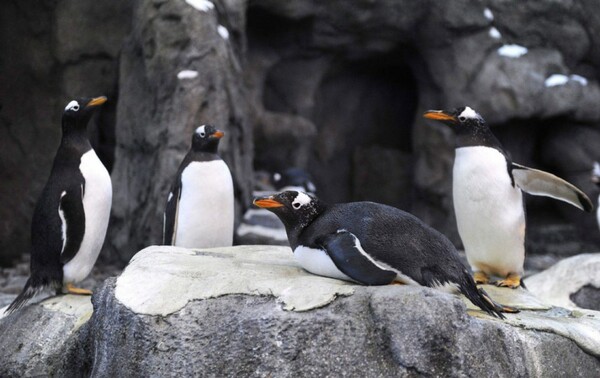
[{"left": 2, "top": 0, "right": 600, "bottom": 265}]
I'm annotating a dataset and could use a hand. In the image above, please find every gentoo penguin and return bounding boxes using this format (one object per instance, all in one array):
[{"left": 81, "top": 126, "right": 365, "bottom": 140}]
[
  {"left": 163, "top": 125, "right": 234, "bottom": 248},
  {"left": 254, "top": 190, "right": 516, "bottom": 318},
  {"left": 424, "top": 106, "right": 593, "bottom": 288},
  {"left": 591, "top": 162, "right": 600, "bottom": 230},
  {"left": 6, "top": 96, "right": 111, "bottom": 314},
  {"left": 236, "top": 168, "right": 317, "bottom": 245}
]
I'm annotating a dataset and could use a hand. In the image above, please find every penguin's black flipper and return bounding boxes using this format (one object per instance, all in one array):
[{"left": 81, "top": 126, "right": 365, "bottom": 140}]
[
  {"left": 59, "top": 186, "right": 86, "bottom": 264},
  {"left": 511, "top": 163, "right": 593, "bottom": 212},
  {"left": 163, "top": 182, "right": 181, "bottom": 245},
  {"left": 316, "top": 230, "right": 397, "bottom": 285}
]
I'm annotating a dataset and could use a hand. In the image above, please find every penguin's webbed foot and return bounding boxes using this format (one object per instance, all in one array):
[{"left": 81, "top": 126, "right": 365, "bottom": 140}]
[
  {"left": 473, "top": 271, "right": 490, "bottom": 285},
  {"left": 494, "top": 273, "right": 522, "bottom": 289},
  {"left": 65, "top": 283, "right": 92, "bottom": 295}
]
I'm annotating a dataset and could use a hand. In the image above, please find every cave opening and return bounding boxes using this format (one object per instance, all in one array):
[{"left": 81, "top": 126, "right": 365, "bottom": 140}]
[{"left": 247, "top": 6, "right": 419, "bottom": 207}]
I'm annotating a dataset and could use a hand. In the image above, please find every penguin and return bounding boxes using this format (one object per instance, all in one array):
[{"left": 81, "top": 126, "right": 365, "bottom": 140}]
[
  {"left": 236, "top": 167, "right": 318, "bottom": 245},
  {"left": 254, "top": 190, "right": 517, "bottom": 318},
  {"left": 591, "top": 162, "right": 600, "bottom": 230},
  {"left": 424, "top": 106, "right": 593, "bottom": 288},
  {"left": 163, "top": 124, "right": 234, "bottom": 248},
  {"left": 6, "top": 96, "right": 111, "bottom": 314}
]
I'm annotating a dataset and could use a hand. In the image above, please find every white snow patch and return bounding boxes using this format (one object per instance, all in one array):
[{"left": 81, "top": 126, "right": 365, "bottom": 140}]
[
  {"left": 185, "top": 0, "right": 214, "bottom": 12},
  {"left": 177, "top": 70, "right": 198, "bottom": 80},
  {"left": 217, "top": 25, "right": 229, "bottom": 40},
  {"left": 570, "top": 74, "right": 588, "bottom": 86},
  {"left": 497, "top": 44, "right": 528, "bottom": 58},
  {"left": 483, "top": 8, "right": 494, "bottom": 21},
  {"left": 544, "top": 74, "right": 569, "bottom": 87},
  {"left": 489, "top": 27, "right": 501, "bottom": 39}
]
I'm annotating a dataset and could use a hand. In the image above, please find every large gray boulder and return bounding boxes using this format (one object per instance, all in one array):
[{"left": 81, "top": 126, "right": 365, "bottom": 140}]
[{"left": 3, "top": 246, "right": 599, "bottom": 377}]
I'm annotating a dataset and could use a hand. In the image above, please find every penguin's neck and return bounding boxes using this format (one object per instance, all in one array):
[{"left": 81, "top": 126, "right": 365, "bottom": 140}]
[
  {"left": 455, "top": 127, "right": 506, "bottom": 153},
  {"left": 61, "top": 131, "right": 92, "bottom": 154}
]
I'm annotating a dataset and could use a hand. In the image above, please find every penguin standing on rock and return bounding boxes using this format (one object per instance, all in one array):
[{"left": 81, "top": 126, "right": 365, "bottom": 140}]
[
  {"left": 163, "top": 125, "right": 234, "bottom": 248},
  {"left": 424, "top": 106, "right": 593, "bottom": 288},
  {"left": 591, "top": 162, "right": 600, "bottom": 230},
  {"left": 254, "top": 191, "right": 516, "bottom": 318},
  {"left": 6, "top": 96, "right": 112, "bottom": 314}
]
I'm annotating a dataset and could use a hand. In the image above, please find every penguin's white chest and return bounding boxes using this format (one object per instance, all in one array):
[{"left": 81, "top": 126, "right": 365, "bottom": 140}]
[
  {"left": 63, "top": 149, "right": 112, "bottom": 283},
  {"left": 453, "top": 146, "right": 525, "bottom": 276},
  {"left": 293, "top": 245, "right": 352, "bottom": 281},
  {"left": 176, "top": 160, "right": 234, "bottom": 248}
]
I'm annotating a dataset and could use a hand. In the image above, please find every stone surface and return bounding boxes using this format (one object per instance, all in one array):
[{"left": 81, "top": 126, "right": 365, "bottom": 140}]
[
  {"left": 1, "top": 245, "right": 599, "bottom": 376},
  {"left": 525, "top": 253, "right": 600, "bottom": 310}
]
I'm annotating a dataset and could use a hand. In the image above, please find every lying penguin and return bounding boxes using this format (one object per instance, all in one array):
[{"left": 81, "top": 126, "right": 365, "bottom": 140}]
[
  {"left": 254, "top": 190, "right": 515, "bottom": 318},
  {"left": 6, "top": 97, "right": 111, "bottom": 314},
  {"left": 163, "top": 125, "right": 234, "bottom": 248},
  {"left": 424, "top": 106, "right": 593, "bottom": 288}
]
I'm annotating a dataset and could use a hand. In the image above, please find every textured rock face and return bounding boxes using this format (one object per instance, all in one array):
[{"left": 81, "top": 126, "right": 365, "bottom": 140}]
[
  {"left": 107, "top": 0, "right": 253, "bottom": 262},
  {"left": 1, "top": 246, "right": 599, "bottom": 376}
]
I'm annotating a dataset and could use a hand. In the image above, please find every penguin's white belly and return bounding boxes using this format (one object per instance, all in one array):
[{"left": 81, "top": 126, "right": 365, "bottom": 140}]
[
  {"left": 63, "top": 150, "right": 112, "bottom": 283},
  {"left": 453, "top": 147, "right": 525, "bottom": 276},
  {"left": 597, "top": 195, "right": 600, "bottom": 231},
  {"left": 293, "top": 245, "right": 353, "bottom": 281},
  {"left": 176, "top": 160, "right": 234, "bottom": 248}
]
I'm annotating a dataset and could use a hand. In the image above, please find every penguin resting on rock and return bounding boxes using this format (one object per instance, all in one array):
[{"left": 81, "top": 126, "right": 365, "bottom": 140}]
[
  {"left": 424, "top": 106, "right": 593, "bottom": 288},
  {"left": 6, "top": 96, "right": 111, "bottom": 314},
  {"left": 163, "top": 125, "right": 234, "bottom": 248},
  {"left": 254, "top": 191, "right": 516, "bottom": 318}
]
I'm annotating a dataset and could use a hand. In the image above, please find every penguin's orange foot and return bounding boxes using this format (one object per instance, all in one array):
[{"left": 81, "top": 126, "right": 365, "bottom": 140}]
[
  {"left": 495, "top": 273, "right": 521, "bottom": 289},
  {"left": 390, "top": 281, "right": 406, "bottom": 285},
  {"left": 65, "top": 283, "right": 92, "bottom": 295},
  {"left": 473, "top": 271, "right": 490, "bottom": 285}
]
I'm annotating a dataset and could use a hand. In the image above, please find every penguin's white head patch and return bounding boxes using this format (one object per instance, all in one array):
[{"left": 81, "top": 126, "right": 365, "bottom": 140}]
[
  {"left": 195, "top": 125, "right": 207, "bottom": 137},
  {"left": 458, "top": 106, "right": 481, "bottom": 122},
  {"left": 65, "top": 100, "right": 80, "bottom": 112},
  {"left": 292, "top": 192, "right": 312, "bottom": 209}
]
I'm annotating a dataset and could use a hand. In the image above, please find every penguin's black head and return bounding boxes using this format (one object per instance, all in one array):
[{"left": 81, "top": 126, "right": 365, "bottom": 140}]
[
  {"left": 62, "top": 96, "right": 107, "bottom": 133},
  {"left": 424, "top": 106, "right": 504, "bottom": 150},
  {"left": 253, "top": 190, "right": 326, "bottom": 230},
  {"left": 423, "top": 106, "right": 486, "bottom": 134},
  {"left": 191, "top": 124, "right": 224, "bottom": 153}
]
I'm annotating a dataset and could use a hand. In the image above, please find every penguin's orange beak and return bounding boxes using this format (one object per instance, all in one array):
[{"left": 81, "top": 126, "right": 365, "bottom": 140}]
[
  {"left": 423, "top": 110, "right": 456, "bottom": 122},
  {"left": 212, "top": 130, "right": 225, "bottom": 139},
  {"left": 86, "top": 96, "right": 107, "bottom": 108},
  {"left": 253, "top": 197, "right": 283, "bottom": 208}
]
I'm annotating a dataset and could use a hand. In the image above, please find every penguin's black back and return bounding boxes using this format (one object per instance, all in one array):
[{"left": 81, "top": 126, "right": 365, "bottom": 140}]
[
  {"left": 298, "top": 202, "right": 467, "bottom": 286},
  {"left": 30, "top": 139, "right": 89, "bottom": 287}
]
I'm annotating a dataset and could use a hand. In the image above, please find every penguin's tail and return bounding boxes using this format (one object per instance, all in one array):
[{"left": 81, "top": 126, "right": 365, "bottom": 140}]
[
  {"left": 4, "top": 278, "right": 41, "bottom": 315},
  {"left": 458, "top": 274, "right": 519, "bottom": 319}
]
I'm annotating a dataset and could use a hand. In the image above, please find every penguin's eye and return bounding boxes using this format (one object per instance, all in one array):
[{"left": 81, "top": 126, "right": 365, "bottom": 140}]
[
  {"left": 200, "top": 132, "right": 206, "bottom": 137},
  {"left": 292, "top": 202, "right": 301, "bottom": 209},
  {"left": 458, "top": 116, "right": 466, "bottom": 122},
  {"left": 72, "top": 105, "right": 80, "bottom": 111}
]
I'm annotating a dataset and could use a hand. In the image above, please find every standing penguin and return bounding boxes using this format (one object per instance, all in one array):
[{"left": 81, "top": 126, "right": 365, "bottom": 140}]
[
  {"left": 254, "top": 191, "right": 516, "bottom": 318},
  {"left": 163, "top": 125, "right": 234, "bottom": 248},
  {"left": 591, "top": 162, "right": 600, "bottom": 230},
  {"left": 424, "top": 107, "right": 593, "bottom": 288},
  {"left": 6, "top": 96, "right": 111, "bottom": 314}
]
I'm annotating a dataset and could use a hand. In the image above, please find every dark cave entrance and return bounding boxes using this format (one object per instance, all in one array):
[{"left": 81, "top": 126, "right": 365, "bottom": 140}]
[{"left": 247, "top": 7, "right": 419, "bottom": 208}]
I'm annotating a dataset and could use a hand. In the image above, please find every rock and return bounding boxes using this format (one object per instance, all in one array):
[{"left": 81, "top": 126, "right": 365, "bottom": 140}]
[
  {"left": 525, "top": 253, "right": 600, "bottom": 310},
  {"left": 107, "top": 0, "right": 253, "bottom": 263},
  {"left": 1, "top": 245, "right": 600, "bottom": 376},
  {"left": 0, "top": 295, "right": 93, "bottom": 377}
]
